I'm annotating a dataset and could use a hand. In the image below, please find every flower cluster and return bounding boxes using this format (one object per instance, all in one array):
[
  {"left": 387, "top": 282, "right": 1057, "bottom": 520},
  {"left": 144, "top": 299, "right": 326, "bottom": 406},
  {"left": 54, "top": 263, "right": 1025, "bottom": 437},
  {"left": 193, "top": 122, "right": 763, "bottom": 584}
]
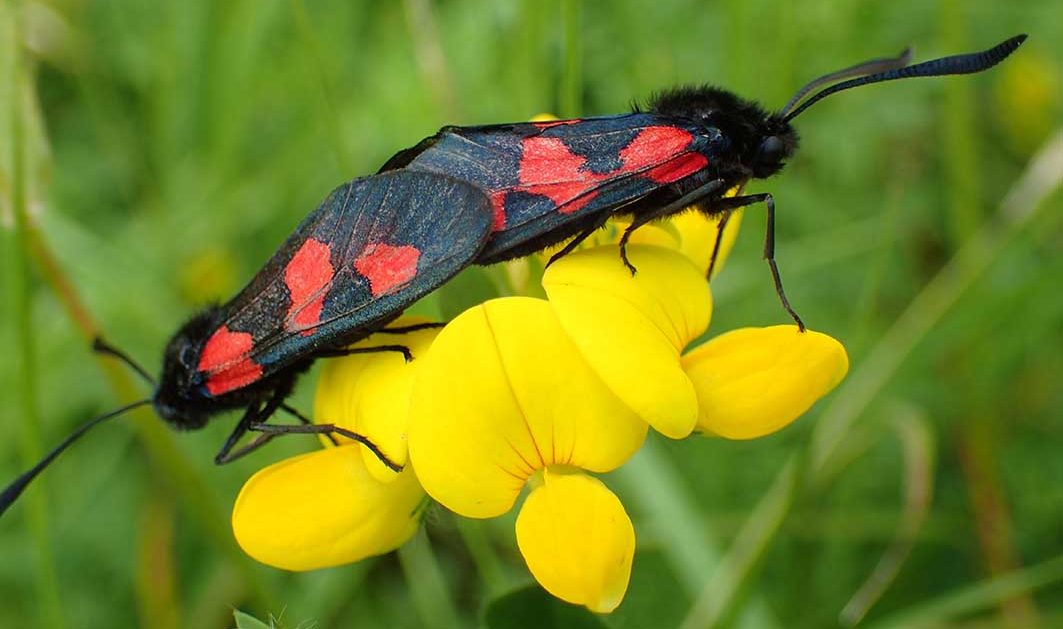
[{"left": 232, "top": 207, "right": 848, "bottom": 612}]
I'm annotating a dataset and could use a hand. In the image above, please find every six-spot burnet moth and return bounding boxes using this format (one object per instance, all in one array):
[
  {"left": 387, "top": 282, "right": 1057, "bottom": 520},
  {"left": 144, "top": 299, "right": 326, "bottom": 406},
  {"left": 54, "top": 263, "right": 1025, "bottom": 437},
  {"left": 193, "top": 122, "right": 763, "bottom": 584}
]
[
  {"left": 0, "top": 34, "right": 1026, "bottom": 518},
  {"left": 382, "top": 34, "right": 1027, "bottom": 330},
  {"left": 1, "top": 172, "right": 491, "bottom": 516}
]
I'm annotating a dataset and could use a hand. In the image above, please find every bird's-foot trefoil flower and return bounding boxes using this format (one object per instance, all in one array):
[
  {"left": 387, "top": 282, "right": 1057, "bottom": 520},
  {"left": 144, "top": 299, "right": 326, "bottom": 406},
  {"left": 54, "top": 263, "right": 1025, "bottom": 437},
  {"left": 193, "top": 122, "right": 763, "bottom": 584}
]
[
  {"left": 407, "top": 237, "right": 847, "bottom": 612},
  {"left": 408, "top": 296, "right": 646, "bottom": 612}
]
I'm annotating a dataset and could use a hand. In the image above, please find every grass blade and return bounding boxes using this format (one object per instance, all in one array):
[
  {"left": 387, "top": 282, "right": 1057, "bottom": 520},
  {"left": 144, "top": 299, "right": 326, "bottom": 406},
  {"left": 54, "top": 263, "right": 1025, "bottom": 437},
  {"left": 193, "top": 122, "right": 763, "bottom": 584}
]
[{"left": 2, "top": 3, "right": 64, "bottom": 626}]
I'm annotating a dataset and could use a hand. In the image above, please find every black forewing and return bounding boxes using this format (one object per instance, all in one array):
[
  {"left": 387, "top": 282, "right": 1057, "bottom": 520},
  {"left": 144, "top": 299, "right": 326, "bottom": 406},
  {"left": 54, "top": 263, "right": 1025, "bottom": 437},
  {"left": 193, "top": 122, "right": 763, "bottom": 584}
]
[{"left": 208, "top": 171, "right": 491, "bottom": 381}]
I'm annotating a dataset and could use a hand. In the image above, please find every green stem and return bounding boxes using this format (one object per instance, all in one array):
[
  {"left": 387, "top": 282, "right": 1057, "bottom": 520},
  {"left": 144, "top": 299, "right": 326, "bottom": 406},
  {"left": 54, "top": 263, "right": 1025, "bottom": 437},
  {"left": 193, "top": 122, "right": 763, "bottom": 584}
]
[
  {"left": 616, "top": 441, "right": 779, "bottom": 629},
  {"left": 558, "top": 0, "right": 581, "bottom": 118},
  {"left": 289, "top": 0, "right": 353, "bottom": 174},
  {"left": 455, "top": 517, "right": 515, "bottom": 599},
  {"left": 398, "top": 529, "right": 462, "bottom": 629},
  {"left": 678, "top": 457, "right": 800, "bottom": 629},
  {"left": 24, "top": 147, "right": 277, "bottom": 616},
  {"left": 865, "top": 555, "right": 1063, "bottom": 629},
  {"left": 4, "top": 3, "right": 65, "bottom": 626},
  {"left": 940, "top": 0, "right": 981, "bottom": 247}
]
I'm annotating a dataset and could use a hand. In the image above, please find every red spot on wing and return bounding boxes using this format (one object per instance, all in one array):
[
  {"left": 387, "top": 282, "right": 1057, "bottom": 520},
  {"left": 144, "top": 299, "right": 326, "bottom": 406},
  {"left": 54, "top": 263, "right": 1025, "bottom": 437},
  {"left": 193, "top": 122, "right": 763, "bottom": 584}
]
[
  {"left": 518, "top": 137, "right": 601, "bottom": 213},
  {"left": 619, "top": 127, "right": 696, "bottom": 171},
  {"left": 489, "top": 191, "right": 508, "bottom": 231},
  {"left": 646, "top": 153, "right": 710, "bottom": 184},
  {"left": 198, "top": 326, "right": 264, "bottom": 396},
  {"left": 354, "top": 243, "right": 421, "bottom": 297},
  {"left": 519, "top": 137, "right": 587, "bottom": 185},
  {"left": 284, "top": 238, "right": 334, "bottom": 332},
  {"left": 205, "top": 359, "right": 265, "bottom": 396},
  {"left": 507, "top": 126, "right": 703, "bottom": 217}
]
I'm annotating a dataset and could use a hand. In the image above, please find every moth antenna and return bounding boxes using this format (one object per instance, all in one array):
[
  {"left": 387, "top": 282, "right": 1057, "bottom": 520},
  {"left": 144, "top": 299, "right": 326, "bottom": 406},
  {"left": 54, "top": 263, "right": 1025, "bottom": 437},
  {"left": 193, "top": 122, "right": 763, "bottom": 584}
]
[
  {"left": 93, "top": 336, "right": 156, "bottom": 386},
  {"left": 779, "top": 47, "right": 913, "bottom": 118},
  {"left": 0, "top": 398, "right": 151, "bottom": 518},
  {"left": 783, "top": 34, "right": 1027, "bottom": 122}
]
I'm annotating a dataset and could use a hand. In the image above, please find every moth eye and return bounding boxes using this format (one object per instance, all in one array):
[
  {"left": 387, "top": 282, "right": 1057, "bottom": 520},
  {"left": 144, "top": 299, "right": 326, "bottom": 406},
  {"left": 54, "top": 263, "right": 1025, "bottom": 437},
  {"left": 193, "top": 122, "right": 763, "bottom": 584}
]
[
  {"left": 180, "top": 345, "right": 198, "bottom": 369},
  {"left": 757, "top": 135, "right": 785, "bottom": 163}
]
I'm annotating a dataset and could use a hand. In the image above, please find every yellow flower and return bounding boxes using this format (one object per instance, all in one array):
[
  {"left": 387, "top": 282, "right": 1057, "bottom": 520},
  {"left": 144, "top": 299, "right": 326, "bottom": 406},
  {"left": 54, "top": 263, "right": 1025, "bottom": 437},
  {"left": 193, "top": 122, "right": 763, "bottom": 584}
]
[
  {"left": 408, "top": 297, "right": 643, "bottom": 612},
  {"left": 231, "top": 323, "right": 438, "bottom": 571},
  {"left": 409, "top": 242, "right": 848, "bottom": 611}
]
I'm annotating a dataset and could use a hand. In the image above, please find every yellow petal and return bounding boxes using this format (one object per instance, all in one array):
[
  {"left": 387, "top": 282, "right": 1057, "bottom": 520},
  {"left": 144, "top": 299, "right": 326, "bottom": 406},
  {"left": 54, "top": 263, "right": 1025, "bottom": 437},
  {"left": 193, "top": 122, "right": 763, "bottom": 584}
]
[
  {"left": 681, "top": 325, "right": 849, "bottom": 439},
  {"left": 515, "top": 468, "right": 634, "bottom": 614},
  {"left": 232, "top": 446, "right": 424, "bottom": 571},
  {"left": 314, "top": 321, "right": 440, "bottom": 482},
  {"left": 408, "top": 297, "right": 647, "bottom": 518},
  {"left": 542, "top": 245, "right": 711, "bottom": 439}
]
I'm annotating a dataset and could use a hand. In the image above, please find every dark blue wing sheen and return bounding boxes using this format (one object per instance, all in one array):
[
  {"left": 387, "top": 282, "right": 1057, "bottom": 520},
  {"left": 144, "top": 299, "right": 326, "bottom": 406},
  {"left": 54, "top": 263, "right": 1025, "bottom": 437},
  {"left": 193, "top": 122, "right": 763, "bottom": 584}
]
[{"left": 210, "top": 171, "right": 492, "bottom": 380}]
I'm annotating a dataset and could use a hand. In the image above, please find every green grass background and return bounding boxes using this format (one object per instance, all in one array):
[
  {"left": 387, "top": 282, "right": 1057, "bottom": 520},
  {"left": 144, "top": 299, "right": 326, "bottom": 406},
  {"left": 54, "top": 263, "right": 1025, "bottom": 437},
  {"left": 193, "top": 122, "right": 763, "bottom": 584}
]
[{"left": 2, "top": 1, "right": 1062, "bottom": 627}]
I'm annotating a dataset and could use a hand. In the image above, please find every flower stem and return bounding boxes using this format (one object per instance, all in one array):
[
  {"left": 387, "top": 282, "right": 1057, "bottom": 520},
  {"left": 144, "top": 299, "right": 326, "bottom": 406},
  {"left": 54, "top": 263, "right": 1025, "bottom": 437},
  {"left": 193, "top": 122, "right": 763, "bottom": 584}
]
[
  {"left": 28, "top": 229, "right": 277, "bottom": 609},
  {"left": 864, "top": 555, "right": 1063, "bottom": 629},
  {"left": 455, "top": 517, "right": 516, "bottom": 599},
  {"left": 678, "top": 457, "right": 800, "bottom": 629},
  {"left": 288, "top": 0, "right": 353, "bottom": 175},
  {"left": 617, "top": 441, "right": 780, "bottom": 629},
  {"left": 3, "top": 3, "right": 65, "bottom": 626},
  {"left": 398, "top": 528, "right": 462, "bottom": 629},
  {"left": 559, "top": 0, "right": 582, "bottom": 118}
]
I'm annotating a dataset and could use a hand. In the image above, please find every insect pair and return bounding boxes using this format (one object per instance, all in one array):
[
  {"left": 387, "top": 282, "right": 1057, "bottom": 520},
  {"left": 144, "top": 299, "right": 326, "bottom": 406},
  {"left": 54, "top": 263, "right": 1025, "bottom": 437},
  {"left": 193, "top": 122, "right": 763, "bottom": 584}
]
[{"left": 0, "top": 35, "right": 1026, "bottom": 517}]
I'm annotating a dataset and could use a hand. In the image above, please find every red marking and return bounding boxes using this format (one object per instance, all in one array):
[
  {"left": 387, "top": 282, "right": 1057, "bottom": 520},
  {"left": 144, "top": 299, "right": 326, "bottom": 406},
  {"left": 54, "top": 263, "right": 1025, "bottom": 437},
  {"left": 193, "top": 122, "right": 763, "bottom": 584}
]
[
  {"left": 619, "top": 127, "right": 696, "bottom": 170},
  {"left": 284, "top": 239, "right": 334, "bottom": 332},
  {"left": 205, "top": 359, "right": 264, "bottom": 396},
  {"left": 517, "top": 137, "right": 600, "bottom": 212},
  {"left": 354, "top": 243, "right": 421, "bottom": 297},
  {"left": 512, "top": 126, "right": 701, "bottom": 214},
  {"left": 489, "top": 190, "right": 508, "bottom": 231},
  {"left": 519, "top": 137, "right": 587, "bottom": 185},
  {"left": 532, "top": 119, "right": 580, "bottom": 129},
  {"left": 646, "top": 153, "right": 709, "bottom": 184},
  {"left": 198, "top": 326, "right": 263, "bottom": 395}
]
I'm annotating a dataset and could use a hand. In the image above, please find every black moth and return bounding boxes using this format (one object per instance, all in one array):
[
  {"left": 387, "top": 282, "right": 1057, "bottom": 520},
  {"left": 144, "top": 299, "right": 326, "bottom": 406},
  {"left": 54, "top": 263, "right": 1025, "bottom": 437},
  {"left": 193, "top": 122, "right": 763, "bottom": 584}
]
[{"left": 1, "top": 35, "right": 1026, "bottom": 517}]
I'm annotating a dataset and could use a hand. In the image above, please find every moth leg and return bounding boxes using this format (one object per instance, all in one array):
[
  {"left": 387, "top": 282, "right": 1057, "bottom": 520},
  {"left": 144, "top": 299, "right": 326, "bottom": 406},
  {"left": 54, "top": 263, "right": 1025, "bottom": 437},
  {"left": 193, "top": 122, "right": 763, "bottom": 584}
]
[
  {"left": 213, "top": 386, "right": 291, "bottom": 465},
  {"left": 213, "top": 404, "right": 263, "bottom": 465},
  {"left": 247, "top": 422, "right": 403, "bottom": 473},
  {"left": 212, "top": 430, "right": 279, "bottom": 465},
  {"left": 545, "top": 214, "right": 611, "bottom": 269},
  {"left": 281, "top": 402, "right": 338, "bottom": 445},
  {"left": 618, "top": 213, "right": 659, "bottom": 275},
  {"left": 618, "top": 178, "right": 727, "bottom": 275},
  {"left": 698, "top": 193, "right": 806, "bottom": 332},
  {"left": 706, "top": 210, "right": 733, "bottom": 279},
  {"left": 316, "top": 344, "right": 414, "bottom": 362},
  {"left": 376, "top": 322, "right": 445, "bottom": 335}
]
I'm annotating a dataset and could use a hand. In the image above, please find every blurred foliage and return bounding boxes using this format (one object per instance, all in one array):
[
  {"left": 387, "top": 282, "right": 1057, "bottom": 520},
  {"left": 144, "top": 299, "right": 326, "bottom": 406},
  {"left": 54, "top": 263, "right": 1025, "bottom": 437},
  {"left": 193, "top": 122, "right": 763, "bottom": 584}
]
[{"left": 1, "top": 1, "right": 1062, "bottom": 628}]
